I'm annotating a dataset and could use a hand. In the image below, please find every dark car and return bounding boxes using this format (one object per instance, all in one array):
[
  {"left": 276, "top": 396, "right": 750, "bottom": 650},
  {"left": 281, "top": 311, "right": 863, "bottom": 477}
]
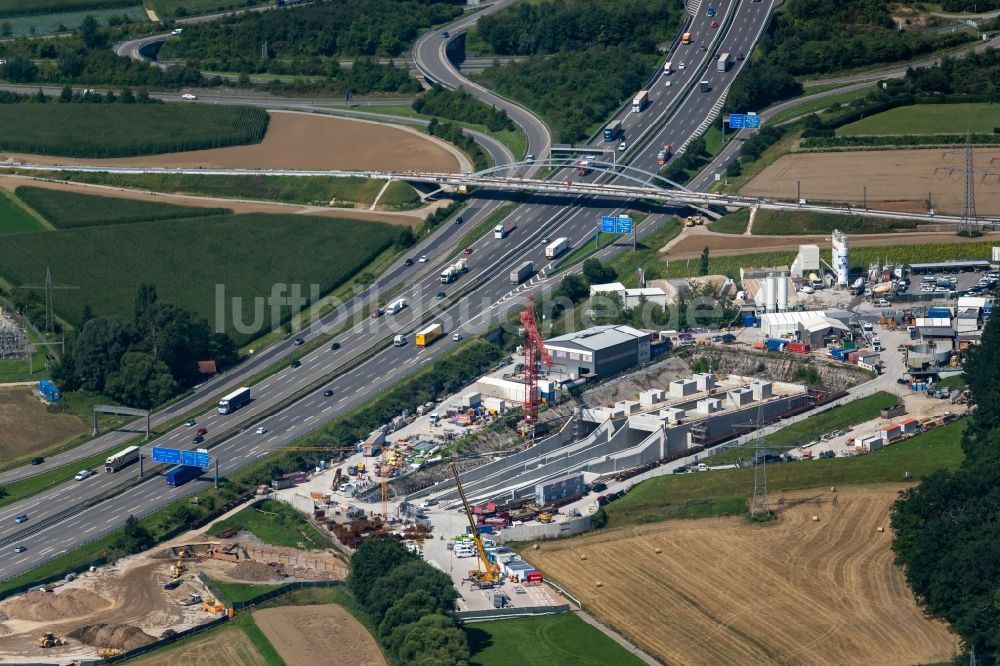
[
  {"left": 293, "top": 338, "right": 305, "bottom": 346},
  {"left": 14, "top": 514, "right": 27, "bottom": 524},
  {"left": 290, "top": 359, "right": 301, "bottom": 368},
  {"left": 330, "top": 342, "right": 341, "bottom": 351},
  {"left": 737, "top": 52, "right": 745, "bottom": 61},
  {"left": 442, "top": 31, "right": 450, "bottom": 38},
  {"left": 436, "top": 291, "right": 446, "bottom": 300},
  {"left": 673, "top": 466, "right": 688, "bottom": 474},
  {"left": 721, "top": 333, "right": 737, "bottom": 344},
  {"left": 404, "top": 258, "right": 414, "bottom": 267},
  {"left": 30, "top": 457, "right": 43, "bottom": 466},
  {"left": 463, "top": 247, "right": 474, "bottom": 255},
  {"left": 13, "top": 546, "right": 26, "bottom": 553},
  {"left": 164, "top": 580, "right": 181, "bottom": 590},
  {"left": 195, "top": 427, "right": 208, "bottom": 437},
  {"left": 455, "top": 216, "right": 464, "bottom": 225},
  {"left": 323, "top": 389, "right": 334, "bottom": 397},
  {"left": 184, "top": 419, "right": 196, "bottom": 427},
  {"left": 192, "top": 435, "right": 204, "bottom": 444},
  {"left": 591, "top": 482, "right": 607, "bottom": 492}
]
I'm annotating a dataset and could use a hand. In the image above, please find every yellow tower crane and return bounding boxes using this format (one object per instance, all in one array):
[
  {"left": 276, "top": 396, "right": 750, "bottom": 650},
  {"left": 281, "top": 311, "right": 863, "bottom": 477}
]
[{"left": 449, "top": 463, "right": 500, "bottom": 589}]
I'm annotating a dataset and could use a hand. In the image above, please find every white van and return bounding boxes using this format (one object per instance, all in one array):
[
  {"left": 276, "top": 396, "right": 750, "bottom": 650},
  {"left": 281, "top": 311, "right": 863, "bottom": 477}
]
[
  {"left": 393, "top": 335, "right": 406, "bottom": 347},
  {"left": 874, "top": 298, "right": 890, "bottom": 308}
]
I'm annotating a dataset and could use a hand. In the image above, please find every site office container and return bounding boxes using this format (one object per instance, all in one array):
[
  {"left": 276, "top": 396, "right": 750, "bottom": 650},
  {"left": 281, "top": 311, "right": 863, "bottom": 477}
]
[{"left": 786, "top": 342, "right": 811, "bottom": 354}]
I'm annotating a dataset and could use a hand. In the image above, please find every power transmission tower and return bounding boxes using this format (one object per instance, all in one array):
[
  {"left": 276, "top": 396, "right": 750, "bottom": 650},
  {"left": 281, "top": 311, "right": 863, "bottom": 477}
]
[
  {"left": 749, "top": 412, "right": 770, "bottom": 518},
  {"left": 937, "top": 132, "right": 1000, "bottom": 236},
  {"left": 15, "top": 267, "right": 78, "bottom": 335}
]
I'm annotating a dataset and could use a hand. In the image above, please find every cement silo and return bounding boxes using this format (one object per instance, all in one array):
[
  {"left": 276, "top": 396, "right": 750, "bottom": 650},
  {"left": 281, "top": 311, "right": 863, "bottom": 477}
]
[
  {"left": 776, "top": 272, "right": 790, "bottom": 311},
  {"left": 764, "top": 273, "right": 777, "bottom": 312},
  {"left": 832, "top": 230, "right": 849, "bottom": 287}
]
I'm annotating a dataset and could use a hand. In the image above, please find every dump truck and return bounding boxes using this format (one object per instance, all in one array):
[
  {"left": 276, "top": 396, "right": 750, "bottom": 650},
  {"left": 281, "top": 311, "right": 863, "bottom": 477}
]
[
  {"left": 440, "top": 258, "right": 468, "bottom": 283},
  {"left": 38, "top": 633, "right": 66, "bottom": 648},
  {"left": 510, "top": 261, "right": 534, "bottom": 284},
  {"left": 657, "top": 143, "right": 672, "bottom": 164},
  {"left": 416, "top": 323, "right": 444, "bottom": 347}
]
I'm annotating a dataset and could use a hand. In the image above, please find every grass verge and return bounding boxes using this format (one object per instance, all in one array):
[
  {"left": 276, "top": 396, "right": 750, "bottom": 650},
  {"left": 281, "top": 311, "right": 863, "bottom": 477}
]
[
  {"left": 0, "top": 189, "right": 48, "bottom": 234},
  {"left": 709, "top": 209, "right": 750, "bottom": 234},
  {"left": 606, "top": 419, "right": 965, "bottom": 527},
  {"left": 747, "top": 208, "right": 919, "bottom": 235},
  {"left": 206, "top": 499, "right": 332, "bottom": 549},
  {"left": 836, "top": 102, "right": 1000, "bottom": 136},
  {"left": 209, "top": 579, "right": 284, "bottom": 605}
]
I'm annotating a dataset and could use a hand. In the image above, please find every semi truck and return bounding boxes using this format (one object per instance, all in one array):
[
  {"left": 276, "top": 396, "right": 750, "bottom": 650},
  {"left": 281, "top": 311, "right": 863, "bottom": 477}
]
[
  {"left": 632, "top": 90, "right": 649, "bottom": 113},
  {"left": 105, "top": 445, "right": 140, "bottom": 473},
  {"left": 494, "top": 222, "right": 516, "bottom": 239},
  {"left": 218, "top": 387, "right": 251, "bottom": 414},
  {"left": 510, "top": 261, "right": 534, "bottom": 284},
  {"left": 699, "top": 80, "right": 711, "bottom": 92},
  {"left": 415, "top": 323, "right": 444, "bottom": 347},
  {"left": 717, "top": 53, "right": 730, "bottom": 72},
  {"left": 577, "top": 159, "right": 592, "bottom": 176},
  {"left": 386, "top": 298, "right": 407, "bottom": 315},
  {"left": 656, "top": 143, "right": 672, "bottom": 164},
  {"left": 166, "top": 465, "right": 203, "bottom": 487},
  {"left": 544, "top": 237, "right": 570, "bottom": 259},
  {"left": 439, "top": 258, "right": 468, "bottom": 283},
  {"left": 603, "top": 119, "right": 623, "bottom": 142}
]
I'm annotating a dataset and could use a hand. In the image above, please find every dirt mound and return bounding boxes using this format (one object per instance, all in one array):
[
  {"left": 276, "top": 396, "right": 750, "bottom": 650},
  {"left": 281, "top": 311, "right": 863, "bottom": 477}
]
[
  {"left": 3, "top": 589, "right": 111, "bottom": 621},
  {"left": 68, "top": 623, "right": 157, "bottom": 651},
  {"left": 229, "top": 561, "right": 282, "bottom": 582}
]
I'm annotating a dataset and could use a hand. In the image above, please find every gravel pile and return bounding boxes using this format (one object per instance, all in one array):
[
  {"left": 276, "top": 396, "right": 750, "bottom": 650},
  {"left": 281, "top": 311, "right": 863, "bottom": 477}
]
[
  {"left": 68, "top": 623, "right": 157, "bottom": 651},
  {"left": 229, "top": 561, "right": 280, "bottom": 582},
  {"left": 3, "top": 589, "right": 111, "bottom": 621}
]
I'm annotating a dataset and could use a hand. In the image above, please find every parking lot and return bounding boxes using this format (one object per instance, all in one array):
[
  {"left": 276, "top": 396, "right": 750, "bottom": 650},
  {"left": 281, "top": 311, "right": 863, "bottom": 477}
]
[{"left": 899, "top": 268, "right": 998, "bottom": 299}]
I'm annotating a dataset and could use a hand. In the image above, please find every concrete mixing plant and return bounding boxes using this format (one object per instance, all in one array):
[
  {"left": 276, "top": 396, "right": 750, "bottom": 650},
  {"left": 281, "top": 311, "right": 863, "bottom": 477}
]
[{"left": 832, "top": 230, "right": 849, "bottom": 287}]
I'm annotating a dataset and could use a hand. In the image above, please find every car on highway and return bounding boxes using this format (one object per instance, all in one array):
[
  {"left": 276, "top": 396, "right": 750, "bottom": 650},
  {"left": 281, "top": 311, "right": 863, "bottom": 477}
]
[
  {"left": 463, "top": 247, "right": 474, "bottom": 255},
  {"left": 293, "top": 338, "right": 305, "bottom": 346},
  {"left": 171, "top": 28, "right": 183, "bottom": 35},
  {"left": 737, "top": 52, "right": 745, "bottom": 61},
  {"left": 664, "top": 80, "right": 671, "bottom": 87},
  {"left": 14, "top": 514, "right": 27, "bottom": 523},
  {"left": 618, "top": 141, "right": 627, "bottom": 151},
  {"left": 525, "top": 154, "right": 535, "bottom": 162},
  {"left": 678, "top": 62, "right": 685, "bottom": 70},
  {"left": 290, "top": 359, "right": 301, "bottom": 368},
  {"left": 74, "top": 470, "right": 91, "bottom": 481},
  {"left": 436, "top": 291, "right": 446, "bottom": 300},
  {"left": 13, "top": 546, "right": 26, "bottom": 553},
  {"left": 323, "top": 389, "right": 334, "bottom": 397},
  {"left": 184, "top": 419, "right": 196, "bottom": 427},
  {"left": 706, "top": 5, "right": 715, "bottom": 16},
  {"left": 330, "top": 342, "right": 341, "bottom": 350},
  {"left": 181, "top": 93, "right": 197, "bottom": 100},
  {"left": 30, "top": 457, "right": 44, "bottom": 466},
  {"left": 710, "top": 20, "right": 718, "bottom": 28},
  {"left": 541, "top": 236, "right": 550, "bottom": 244},
  {"left": 455, "top": 216, "right": 464, "bottom": 224},
  {"left": 442, "top": 31, "right": 450, "bottom": 38},
  {"left": 255, "top": 426, "right": 267, "bottom": 434},
  {"left": 195, "top": 427, "right": 208, "bottom": 437},
  {"left": 404, "top": 258, "right": 414, "bottom": 267},
  {"left": 192, "top": 435, "right": 204, "bottom": 444},
  {"left": 419, "top": 255, "right": 428, "bottom": 263},
  {"left": 700, "top": 44, "right": 708, "bottom": 51},
  {"left": 452, "top": 333, "right": 463, "bottom": 341}
]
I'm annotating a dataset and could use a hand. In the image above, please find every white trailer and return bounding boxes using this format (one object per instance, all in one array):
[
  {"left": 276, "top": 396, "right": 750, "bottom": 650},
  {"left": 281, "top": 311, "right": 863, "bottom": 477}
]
[{"left": 544, "top": 237, "right": 570, "bottom": 259}]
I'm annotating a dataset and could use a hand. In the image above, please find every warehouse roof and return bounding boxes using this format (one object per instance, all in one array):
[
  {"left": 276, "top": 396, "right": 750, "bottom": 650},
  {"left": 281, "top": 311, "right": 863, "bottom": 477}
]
[
  {"left": 918, "top": 326, "right": 956, "bottom": 337},
  {"left": 801, "top": 317, "right": 850, "bottom": 333},
  {"left": 910, "top": 260, "right": 991, "bottom": 270},
  {"left": 546, "top": 324, "right": 650, "bottom": 352},
  {"left": 761, "top": 311, "right": 828, "bottom": 327}
]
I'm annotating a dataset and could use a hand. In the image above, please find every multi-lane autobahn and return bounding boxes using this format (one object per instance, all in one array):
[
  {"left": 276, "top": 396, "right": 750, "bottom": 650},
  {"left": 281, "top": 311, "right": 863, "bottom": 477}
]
[{"left": 0, "top": 0, "right": 781, "bottom": 580}]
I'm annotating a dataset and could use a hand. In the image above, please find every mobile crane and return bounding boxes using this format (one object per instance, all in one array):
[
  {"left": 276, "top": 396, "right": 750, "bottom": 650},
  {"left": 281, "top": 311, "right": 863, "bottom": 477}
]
[{"left": 449, "top": 462, "right": 500, "bottom": 589}]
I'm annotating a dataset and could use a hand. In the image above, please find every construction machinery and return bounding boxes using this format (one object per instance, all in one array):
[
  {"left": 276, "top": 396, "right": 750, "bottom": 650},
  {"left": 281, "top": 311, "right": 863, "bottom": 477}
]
[
  {"left": 202, "top": 598, "right": 225, "bottom": 614},
  {"left": 449, "top": 463, "right": 500, "bottom": 589},
  {"left": 37, "top": 632, "right": 66, "bottom": 648},
  {"left": 98, "top": 648, "right": 124, "bottom": 658},
  {"left": 520, "top": 295, "right": 553, "bottom": 439},
  {"left": 180, "top": 593, "right": 203, "bottom": 606},
  {"left": 170, "top": 560, "right": 186, "bottom": 576}
]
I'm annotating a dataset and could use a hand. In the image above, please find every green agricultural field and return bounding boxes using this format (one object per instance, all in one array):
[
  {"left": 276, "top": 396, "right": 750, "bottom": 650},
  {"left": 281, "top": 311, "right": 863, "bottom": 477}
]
[
  {"left": 606, "top": 420, "right": 965, "bottom": 526},
  {"left": 207, "top": 499, "right": 331, "bottom": 549},
  {"left": 149, "top": 0, "right": 269, "bottom": 19},
  {"left": 32, "top": 172, "right": 422, "bottom": 210},
  {"left": 0, "top": 6, "right": 144, "bottom": 36},
  {"left": 466, "top": 613, "right": 646, "bottom": 666},
  {"left": 705, "top": 391, "right": 899, "bottom": 464},
  {"left": 0, "top": 212, "right": 398, "bottom": 345},
  {"left": 709, "top": 209, "right": 749, "bottom": 234},
  {"left": 837, "top": 103, "right": 1000, "bottom": 136},
  {"left": 15, "top": 187, "right": 229, "bottom": 228},
  {"left": 747, "top": 209, "right": 919, "bottom": 235},
  {"left": 0, "top": 0, "right": 136, "bottom": 17},
  {"left": 0, "top": 190, "right": 47, "bottom": 235},
  {"left": 0, "top": 105, "right": 268, "bottom": 158}
]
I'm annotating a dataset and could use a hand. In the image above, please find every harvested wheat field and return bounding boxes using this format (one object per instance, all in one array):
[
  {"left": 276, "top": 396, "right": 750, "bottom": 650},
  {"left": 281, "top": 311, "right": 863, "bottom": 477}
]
[
  {"left": 129, "top": 625, "right": 267, "bottom": 666},
  {"left": 1, "top": 111, "right": 463, "bottom": 172},
  {"left": 743, "top": 148, "right": 1000, "bottom": 216},
  {"left": 0, "top": 386, "right": 87, "bottom": 461},
  {"left": 528, "top": 485, "right": 959, "bottom": 666},
  {"left": 254, "top": 605, "right": 386, "bottom": 666}
]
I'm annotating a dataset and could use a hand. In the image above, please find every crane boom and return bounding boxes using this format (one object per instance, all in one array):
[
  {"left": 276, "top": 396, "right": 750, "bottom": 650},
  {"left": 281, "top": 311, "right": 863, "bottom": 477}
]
[{"left": 449, "top": 463, "right": 499, "bottom": 587}]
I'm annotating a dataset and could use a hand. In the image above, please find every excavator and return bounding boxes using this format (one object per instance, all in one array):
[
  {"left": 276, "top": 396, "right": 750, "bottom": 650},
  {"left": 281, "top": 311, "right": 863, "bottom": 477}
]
[
  {"left": 449, "top": 463, "right": 500, "bottom": 589},
  {"left": 37, "top": 632, "right": 66, "bottom": 648}
]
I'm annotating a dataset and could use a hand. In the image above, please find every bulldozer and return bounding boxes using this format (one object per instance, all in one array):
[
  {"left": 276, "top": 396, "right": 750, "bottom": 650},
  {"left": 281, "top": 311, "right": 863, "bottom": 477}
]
[
  {"left": 98, "top": 648, "right": 124, "bottom": 658},
  {"left": 37, "top": 632, "right": 66, "bottom": 648}
]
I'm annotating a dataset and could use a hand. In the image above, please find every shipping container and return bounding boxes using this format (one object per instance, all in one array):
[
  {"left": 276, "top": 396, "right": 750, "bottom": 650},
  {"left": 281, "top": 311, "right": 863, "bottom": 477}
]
[
  {"left": 764, "top": 338, "right": 787, "bottom": 351},
  {"left": 786, "top": 342, "right": 811, "bottom": 354},
  {"left": 415, "top": 323, "right": 444, "bottom": 347}
]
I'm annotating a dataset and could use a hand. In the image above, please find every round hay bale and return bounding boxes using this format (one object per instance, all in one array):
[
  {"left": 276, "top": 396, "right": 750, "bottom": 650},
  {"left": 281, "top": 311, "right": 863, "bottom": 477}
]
[
  {"left": 877, "top": 526, "right": 884, "bottom": 533},
  {"left": 532, "top": 544, "right": 540, "bottom": 550},
  {"left": 580, "top": 554, "right": 587, "bottom": 561},
  {"left": 595, "top": 580, "right": 604, "bottom": 587},
  {"left": 654, "top": 547, "right": 662, "bottom": 554},
  {"left": 812, "top": 515, "right": 820, "bottom": 521},
  {"left": 830, "top": 487, "right": 837, "bottom": 492}
]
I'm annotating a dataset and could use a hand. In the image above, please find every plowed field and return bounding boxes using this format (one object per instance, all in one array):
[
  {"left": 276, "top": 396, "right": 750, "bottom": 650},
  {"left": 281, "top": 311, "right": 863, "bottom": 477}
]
[
  {"left": 528, "top": 485, "right": 959, "bottom": 666},
  {"left": 254, "top": 605, "right": 386, "bottom": 666},
  {"left": 130, "top": 625, "right": 266, "bottom": 666}
]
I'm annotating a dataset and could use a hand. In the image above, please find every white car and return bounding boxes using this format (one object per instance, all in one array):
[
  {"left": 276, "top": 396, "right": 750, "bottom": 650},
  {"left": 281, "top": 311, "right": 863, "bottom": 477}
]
[
  {"left": 678, "top": 62, "right": 686, "bottom": 70},
  {"left": 181, "top": 93, "right": 197, "bottom": 100},
  {"left": 452, "top": 333, "right": 463, "bottom": 341},
  {"left": 74, "top": 470, "right": 91, "bottom": 481},
  {"left": 171, "top": 28, "right": 183, "bottom": 35},
  {"left": 618, "top": 141, "right": 627, "bottom": 151},
  {"left": 255, "top": 426, "right": 267, "bottom": 435},
  {"left": 665, "top": 80, "right": 672, "bottom": 87},
  {"left": 418, "top": 255, "right": 428, "bottom": 263}
]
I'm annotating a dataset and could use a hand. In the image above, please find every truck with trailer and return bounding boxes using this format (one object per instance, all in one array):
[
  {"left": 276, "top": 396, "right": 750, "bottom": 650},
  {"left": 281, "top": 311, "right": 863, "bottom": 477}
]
[
  {"left": 632, "top": 90, "right": 649, "bottom": 113},
  {"left": 494, "top": 222, "right": 516, "bottom": 239},
  {"left": 165, "top": 465, "right": 203, "bottom": 487},
  {"left": 105, "top": 445, "right": 140, "bottom": 473},
  {"left": 217, "top": 387, "right": 251, "bottom": 414},
  {"left": 415, "top": 323, "right": 444, "bottom": 347},
  {"left": 385, "top": 298, "right": 407, "bottom": 315},
  {"left": 544, "top": 237, "right": 570, "bottom": 259},
  {"left": 603, "top": 119, "right": 623, "bottom": 142},
  {"left": 439, "top": 258, "right": 468, "bottom": 283},
  {"left": 510, "top": 261, "right": 534, "bottom": 284},
  {"left": 656, "top": 143, "right": 672, "bottom": 164},
  {"left": 717, "top": 53, "right": 730, "bottom": 72}
]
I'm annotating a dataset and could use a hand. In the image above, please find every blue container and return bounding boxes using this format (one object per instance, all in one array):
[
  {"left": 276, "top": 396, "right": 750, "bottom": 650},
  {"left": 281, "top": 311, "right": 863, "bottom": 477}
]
[
  {"left": 743, "top": 314, "right": 759, "bottom": 328},
  {"left": 830, "top": 349, "right": 847, "bottom": 360},
  {"left": 910, "top": 327, "right": 918, "bottom": 339},
  {"left": 927, "top": 307, "right": 952, "bottom": 318},
  {"left": 764, "top": 338, "right": 786, "bottom": 351}
]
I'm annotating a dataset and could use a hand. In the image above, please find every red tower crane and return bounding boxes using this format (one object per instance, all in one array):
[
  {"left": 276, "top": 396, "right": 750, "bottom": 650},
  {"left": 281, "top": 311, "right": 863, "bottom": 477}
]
[{"left": 519, "top": 295, "right": 553, "bottom": 438}]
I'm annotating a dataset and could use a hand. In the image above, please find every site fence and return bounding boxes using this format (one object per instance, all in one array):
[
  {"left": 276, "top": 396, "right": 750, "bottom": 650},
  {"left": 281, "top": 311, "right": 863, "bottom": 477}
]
[
  {"left": 197, "top": 572, "right": 346, "bottom": 610},
  {"left": 457, "top": 603, "right": 571, "bottom": 622},
  {"left": 100, "top": 616, "right": 228, "bottom": 665}
]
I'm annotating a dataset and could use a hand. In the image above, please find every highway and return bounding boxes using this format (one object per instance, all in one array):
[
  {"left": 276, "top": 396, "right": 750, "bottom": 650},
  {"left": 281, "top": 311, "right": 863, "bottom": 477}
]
[{"left": 0, "top": 0, "right": 784, "bottom": 580}]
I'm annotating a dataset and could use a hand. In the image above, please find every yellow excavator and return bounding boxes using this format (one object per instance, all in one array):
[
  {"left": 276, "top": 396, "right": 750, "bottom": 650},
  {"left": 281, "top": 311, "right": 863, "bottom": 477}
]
[
  {"left": 449, "top": 463, "right": 500, "bottom": 589},
  {"left": 37, "top": 632, "right": 66, "bottom": 648}
]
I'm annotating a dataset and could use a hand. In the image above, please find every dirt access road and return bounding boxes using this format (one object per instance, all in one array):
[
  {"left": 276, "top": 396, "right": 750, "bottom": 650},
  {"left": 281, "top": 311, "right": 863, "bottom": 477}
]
[
  {"left": 528, "top": 485, "right": 959, "bottom": 666},
  {"left": 255, "top": 605, "right": 386, "bottom": 666},
  {"left": 1, "top": 110, "right": 464, "bottom": 172},
  {"left": 743, "top": 148, "right": 1000, "bottom": 216}
]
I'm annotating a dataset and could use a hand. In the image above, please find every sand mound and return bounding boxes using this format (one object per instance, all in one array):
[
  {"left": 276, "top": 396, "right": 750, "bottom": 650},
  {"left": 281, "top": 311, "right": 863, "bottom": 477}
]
[
  {"left": 68, "top": 623, "right": 156, "bottom": 651},
  {"left": 229, "top": 561, "right": 282, "bottom": 582},
  {"left": 3, "top": 589, "right": 111, "bottom": 621}
]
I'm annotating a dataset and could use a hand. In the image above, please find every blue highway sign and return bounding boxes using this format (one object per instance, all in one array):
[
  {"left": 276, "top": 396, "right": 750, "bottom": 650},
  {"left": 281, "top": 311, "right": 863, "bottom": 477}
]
[
  {"left": 616, "top": 216, "right": 633, "bottom": 234},
  {"left": 152, "top": 447, "right": 181, "bottom": 464},
  {"left": 600, "top": 215, "right": 617, "bottom": 233}
]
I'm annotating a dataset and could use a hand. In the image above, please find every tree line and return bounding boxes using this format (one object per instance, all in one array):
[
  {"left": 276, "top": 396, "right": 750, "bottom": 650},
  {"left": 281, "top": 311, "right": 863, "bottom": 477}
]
[
  {"left": 53, "top": 284, "right": 237, "bottom": 409},
  {"left": 349, "top": 539, "right": 469, "bottom": 665},
  {"left": 891, "top": 311, "right": 1000, "bottom": 663},
  {"left": 427, "top": 118, "right": 490, "bottom": 171},
  {"left": 413, "top": 86, "right": 515, "bottom": 133}
]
